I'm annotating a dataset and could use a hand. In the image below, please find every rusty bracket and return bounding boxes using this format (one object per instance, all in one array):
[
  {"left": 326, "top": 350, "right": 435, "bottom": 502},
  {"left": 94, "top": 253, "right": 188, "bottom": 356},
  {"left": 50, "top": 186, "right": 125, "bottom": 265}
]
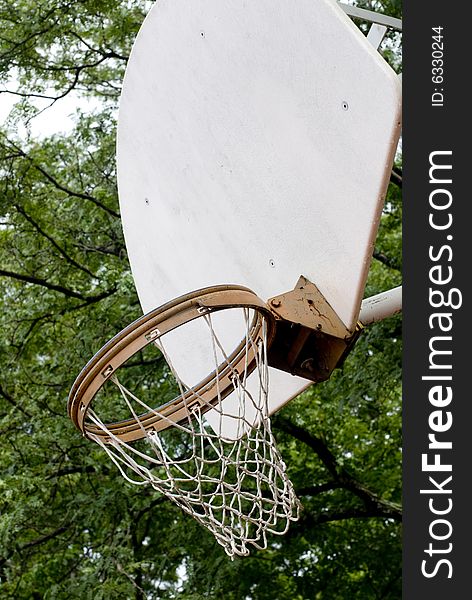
[
  {"left": 266, "top": 276, "right": 362, "bottom": 383},
  {"left": 267, "top": 275, "right": 354, "bottom": 338}
]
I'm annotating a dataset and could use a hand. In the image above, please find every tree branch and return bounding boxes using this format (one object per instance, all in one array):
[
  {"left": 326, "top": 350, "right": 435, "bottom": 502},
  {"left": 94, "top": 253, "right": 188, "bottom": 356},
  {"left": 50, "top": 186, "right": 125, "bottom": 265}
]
[
  {"left": 339, "top": 479, "right": 402, "bottom": 520},
  {"left": 14, "top": 203, "right": 97, "bottom": 278},
  {"left": 3, "top": 138, "right": 120, "bottom": 219},
  {"left": 68, "top": 30, "right": 128, "bottom": 61},
  {"left": 273, "top": 415, "right": 402, "bottom": 520},
  {"left": 390, "top": 167, "right": 402, "bottom": 188},
  {"left": 134, "top": 497, "right": 168, "bottom": 528},
  {"left": 21, "top": 525, "right": 70, "bottom": 551},
  {"left": 47, "top": 465, "right": 107, "bottom": 480},
  {"left": 379, "top": 566, "right": 402, "bottom": 599},
  {"left": 0, "top": 268, "right": 117, "bottom": 304},
  {"left": 0, "top": 268, "right": 86, "bottom": 299},
  {"left": 272, "top": 415, "right": 340, "bottom": 479},
  {"left": 296, "top": 506, "right": 400, "bottom": 529},
  {"left": 33, "top": 159, "right": 119, "bottom": 218},
  {"left": 0, "top": 525, "right": 70, "bottom": 569},
  {"left": 60, "top": 285, "right": 118, "bottom": 310},
  {"left": 0, "top": 383, "right": 32, "bottom": 418},
  {"left": 73, "top": 241, "right": 125, "bottom": 258},
  {"left": 0, "top": 23, "right": 58, "bottom": 61},
  {"left": 121, "top": 357, "right": 165, "bottom": 369},
  {"left": 12, "top": 312, "right": 53, "bottom": 360},
  {"left": 373, "top": 251, "right": 401, "bottom": 271}
]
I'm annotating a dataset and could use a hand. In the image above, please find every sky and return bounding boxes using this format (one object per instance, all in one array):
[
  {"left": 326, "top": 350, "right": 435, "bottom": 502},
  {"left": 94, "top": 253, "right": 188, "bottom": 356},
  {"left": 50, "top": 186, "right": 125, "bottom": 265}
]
[{"left": 0, "top": 87, "right": 99, "bottom": 139}]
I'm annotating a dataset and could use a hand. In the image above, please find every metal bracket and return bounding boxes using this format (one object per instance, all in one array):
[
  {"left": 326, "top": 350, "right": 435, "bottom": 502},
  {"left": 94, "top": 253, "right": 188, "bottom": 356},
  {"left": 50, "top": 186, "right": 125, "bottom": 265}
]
[
  {"left": 367, "top": 23, "right": 388, "bottom": 50},
  {"left": 337, "top": 3, "right": 402, "bottom": 32},
  {"left": 267, "top": 275, "right": 353, "bottom": 338},
  {"left": 266, "top": 276, "right": 362, "bottom": 383}
]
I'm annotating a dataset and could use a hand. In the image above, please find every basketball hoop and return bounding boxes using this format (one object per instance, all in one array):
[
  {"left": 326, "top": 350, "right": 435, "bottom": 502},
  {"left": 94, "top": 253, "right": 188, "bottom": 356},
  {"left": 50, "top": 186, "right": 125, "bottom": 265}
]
[
  {"left": 68, "top": 285, "right": 300, "bottom": 557},
  {"left": 68, "top": 0, "right": 403, "bottom": 557}
]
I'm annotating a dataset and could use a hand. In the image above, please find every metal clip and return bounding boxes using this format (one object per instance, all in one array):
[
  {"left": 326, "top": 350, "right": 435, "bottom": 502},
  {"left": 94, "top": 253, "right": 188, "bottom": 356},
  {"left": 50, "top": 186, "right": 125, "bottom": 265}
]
[
  {"left": 102, "top": 364, "right": 114, "bottom": 379},
  {"left": 145, "top": 328, "right": 160, "bottom": 342},
  {"left": 197, "top": 305, "right": 211, "bottom": 314}
]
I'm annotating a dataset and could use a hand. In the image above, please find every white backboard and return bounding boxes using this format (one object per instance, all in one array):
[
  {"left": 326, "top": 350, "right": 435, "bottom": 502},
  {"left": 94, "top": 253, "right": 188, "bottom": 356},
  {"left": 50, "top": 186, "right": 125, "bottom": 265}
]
[{"left": 117, "top": 0, "right": 401, "bottom": 433}]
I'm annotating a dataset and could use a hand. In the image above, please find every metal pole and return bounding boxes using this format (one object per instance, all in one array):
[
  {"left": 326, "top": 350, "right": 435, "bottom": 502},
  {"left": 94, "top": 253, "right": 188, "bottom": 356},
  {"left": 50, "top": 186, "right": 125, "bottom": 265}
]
[
  {"left": 337, "top": 3, "right": 403, "bottom": 32},
  {"left": 359, "top": 286, "right": 402, "bottom": 325}
]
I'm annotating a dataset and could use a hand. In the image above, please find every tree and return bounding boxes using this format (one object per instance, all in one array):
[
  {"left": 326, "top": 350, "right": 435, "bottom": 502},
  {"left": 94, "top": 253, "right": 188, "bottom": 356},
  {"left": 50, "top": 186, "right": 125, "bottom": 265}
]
[{"left": 1, "top": 1, "right": 402, "bottom": 598}]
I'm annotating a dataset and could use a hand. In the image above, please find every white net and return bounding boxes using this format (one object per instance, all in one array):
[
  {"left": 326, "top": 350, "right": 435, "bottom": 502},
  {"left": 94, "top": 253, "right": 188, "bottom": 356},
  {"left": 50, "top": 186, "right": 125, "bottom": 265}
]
[{"left": 86, "top": 309, "right": 300, "bottom": 557}]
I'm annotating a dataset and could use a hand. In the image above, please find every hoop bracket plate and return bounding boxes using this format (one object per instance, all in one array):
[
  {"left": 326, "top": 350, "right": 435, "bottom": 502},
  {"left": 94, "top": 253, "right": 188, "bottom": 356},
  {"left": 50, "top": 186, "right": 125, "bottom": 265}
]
[
  {"left": 267, "top": 276, "right": 362, "bottom": 382},
  {"left": 268, "top": 275, "right": 355, "bottom": 338}
]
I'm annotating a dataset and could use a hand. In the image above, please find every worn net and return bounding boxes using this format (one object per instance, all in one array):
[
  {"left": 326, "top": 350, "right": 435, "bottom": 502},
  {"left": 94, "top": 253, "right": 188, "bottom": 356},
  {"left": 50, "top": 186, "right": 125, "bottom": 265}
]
[{"left": 86, "top": 309, "right": 300, "bottom": 557}]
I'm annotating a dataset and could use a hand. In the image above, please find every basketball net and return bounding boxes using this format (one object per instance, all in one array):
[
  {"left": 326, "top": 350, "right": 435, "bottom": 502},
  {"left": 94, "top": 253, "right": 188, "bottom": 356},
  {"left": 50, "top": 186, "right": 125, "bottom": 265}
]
[{"left": 86, "top": 309, "right": 300, "bottom": 557}]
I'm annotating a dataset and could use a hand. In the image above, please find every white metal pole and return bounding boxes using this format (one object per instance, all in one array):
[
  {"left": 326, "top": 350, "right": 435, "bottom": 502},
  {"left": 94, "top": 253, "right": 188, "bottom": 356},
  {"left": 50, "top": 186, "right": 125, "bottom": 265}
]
[
  {"left": 359, "top": 286, "right": 402, "bottom": 325},
  {"left": 337, "top": 3, "right": 402, "bottom": 31}
]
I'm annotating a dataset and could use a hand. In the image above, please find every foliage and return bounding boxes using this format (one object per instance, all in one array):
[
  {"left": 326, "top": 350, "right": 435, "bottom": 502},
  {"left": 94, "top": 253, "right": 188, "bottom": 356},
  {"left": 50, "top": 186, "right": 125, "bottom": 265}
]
[{"left": 1, "top": 1, "right": 402, "bottom": 598}]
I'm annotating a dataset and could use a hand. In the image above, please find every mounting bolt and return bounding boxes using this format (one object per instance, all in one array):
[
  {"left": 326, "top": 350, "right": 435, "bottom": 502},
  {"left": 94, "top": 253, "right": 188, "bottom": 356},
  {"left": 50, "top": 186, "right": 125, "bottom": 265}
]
[
  {"left": 270, "top": 299, "right": 281, "bottom": 308},
  {"left": 300, "top": 358, "right": 315, "bottom": 372}
]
